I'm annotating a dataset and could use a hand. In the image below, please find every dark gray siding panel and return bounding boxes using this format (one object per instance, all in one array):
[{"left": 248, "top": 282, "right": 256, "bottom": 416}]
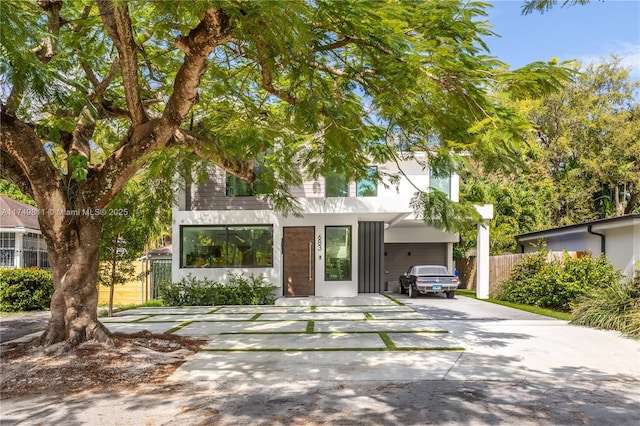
[
  {"left": 187, "top": 168, "right": 272, "bottom": 211},
  {"left": 384, "top": 243, "right": 446, "bottom": 287},
  {"left": 358, "top": 221, "right": 385, "bottom": 293}
]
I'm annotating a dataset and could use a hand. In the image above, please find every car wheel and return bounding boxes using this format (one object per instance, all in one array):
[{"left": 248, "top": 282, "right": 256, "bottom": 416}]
[
  {"left": 409, "top": 285, "right": 417, "bottom": 299},
  {"left": 446, "top": 290, "right": 455, "bottom": 299}
]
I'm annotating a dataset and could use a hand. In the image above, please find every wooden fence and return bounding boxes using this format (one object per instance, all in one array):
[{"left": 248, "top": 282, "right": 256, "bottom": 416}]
[
  {"left": 456, "top": 251, "right": 586, "bottom": 295},
  {"left": 456, "top": 253, "right": 527, "bottom": 295},
  {"left": 96, "top": 262, "right": 146, "bottom": 306}
]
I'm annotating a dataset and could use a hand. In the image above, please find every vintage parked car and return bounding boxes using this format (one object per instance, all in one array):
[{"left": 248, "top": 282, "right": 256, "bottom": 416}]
[{"left": 399, "top": 265, "right": 459, "bottom": 299}]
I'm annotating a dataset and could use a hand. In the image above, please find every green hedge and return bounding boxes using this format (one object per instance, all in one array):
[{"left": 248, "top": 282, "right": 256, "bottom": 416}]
[
  {"left": 0, "top": 268, "right": 54, "bottom": 312},
  {"left": 494, "top": 251, "right": 622, "bottom": 312},
  {"left": 159, "top": 273, "right": 277, "bottom": 306}
]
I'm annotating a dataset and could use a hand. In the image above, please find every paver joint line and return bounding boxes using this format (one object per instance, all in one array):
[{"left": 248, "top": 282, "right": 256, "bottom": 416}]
[
  {"left": 166, "top": 321, "right": 193, "bottom": 334},
  {"left": 215, "top": 330, "right": 447, "bottom": 335},
  {"left": 198, "top": 347, "right": 466, "bottom": 353},
  {"left": 6, "top": 294, "right": 639, "bottom": 426},
  {"left": 131, "top": 315, "right": 154, "bottom": 323}
]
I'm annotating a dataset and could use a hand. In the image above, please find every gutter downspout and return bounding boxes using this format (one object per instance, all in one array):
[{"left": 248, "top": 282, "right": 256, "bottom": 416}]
[{"left": 587, "top": 225, "right": 606, "bottom": 255}]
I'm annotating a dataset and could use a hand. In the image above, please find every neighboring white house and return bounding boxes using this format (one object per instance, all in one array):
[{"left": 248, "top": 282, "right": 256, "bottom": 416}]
[
  {"left": 0, "top": 195, "right": 49, "bottom": 269},
  {"left": 172, "top": 155, "right": 467, "bottom": 297},
  {"left": 517, "top": 214, "right": 640, "bottom": 281}
]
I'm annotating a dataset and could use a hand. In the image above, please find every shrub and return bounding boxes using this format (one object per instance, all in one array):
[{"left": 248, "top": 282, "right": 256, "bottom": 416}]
[
  {"left": 158, "top": 275, "right": 217, "bottom": 306},
  {"left": 158, "top": 273, "right": 277, "bottom": 306},
  {"left": 571, "top": 269, "right": 640, "bottom": 339},
  {"left": 0, "top": 268, "right": 54, "bottom": 312},
  {"left": 217, "top": 273, "right": 277, "bottom": 305},
  {"left": 494, "top": 251, "right": 623, "bottom": 312}
]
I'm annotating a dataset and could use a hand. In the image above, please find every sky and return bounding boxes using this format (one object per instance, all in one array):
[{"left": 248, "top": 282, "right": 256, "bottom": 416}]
[{"left": 483, "top": 0, "right": 640, "bottom": 80}]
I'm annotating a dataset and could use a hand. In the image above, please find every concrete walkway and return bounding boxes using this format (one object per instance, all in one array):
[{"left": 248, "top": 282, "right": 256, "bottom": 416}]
[{"left": 1, "top": 294, "right": 639, "bottom": 425}]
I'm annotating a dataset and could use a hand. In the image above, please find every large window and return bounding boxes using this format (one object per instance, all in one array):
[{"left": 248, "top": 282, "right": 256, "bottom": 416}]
[
  {"left": 325, "top": 226, "right": 352, "bottom": 281},
  {"left": 0, "top": 232, "right": 15, "bottom": 268},
  {"left": 23, "top": 232, "right": 49, "bottom": 268},
  {"left": 356, "top": 166, "right": 378, "bottom": 197},
  {"left": 429, "top": 169, "right": 451, "bottom": 199},
  {"left": 181, "top": 225, "right": 273, "bottom": 268},
  {"left": 325, "top": 172, "right": 349, "bottom": 197}
]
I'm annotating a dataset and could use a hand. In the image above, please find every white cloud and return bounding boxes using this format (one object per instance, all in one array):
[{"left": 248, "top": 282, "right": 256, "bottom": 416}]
[{"left": 575, "top": 41, "right": 640, "bottom": 81}]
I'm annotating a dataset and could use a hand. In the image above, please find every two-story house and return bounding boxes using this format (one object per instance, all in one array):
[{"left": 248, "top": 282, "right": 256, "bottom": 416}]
[{"left": 172, "top": 155, "right": 460, "bottom": 297}]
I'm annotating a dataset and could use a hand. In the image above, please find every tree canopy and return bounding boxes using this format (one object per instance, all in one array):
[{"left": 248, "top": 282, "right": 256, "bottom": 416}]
[
  {"left": 526, "top": 57, "right": 640, "bottom": 222},
  {"left": 0, "top": 0, "right": 573, "bottom": 349},
  {"left": 456, "top": 56, "right": 639, "bottom": 255},
  {"left": 1, "top": 1, "right": 573, "bottom": 210}
]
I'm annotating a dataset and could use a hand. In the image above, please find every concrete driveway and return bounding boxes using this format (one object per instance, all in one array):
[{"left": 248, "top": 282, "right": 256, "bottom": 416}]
[
  {"left": 2, "top": 294, "right": 639, "bottom": 425},
  {"left": 144, "top": 293, "right": 638, "bottom": 386}
]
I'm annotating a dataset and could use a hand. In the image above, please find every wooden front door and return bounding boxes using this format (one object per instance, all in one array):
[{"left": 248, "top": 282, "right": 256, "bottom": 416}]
[{"left": 283, "top": 227, "right": 315, "bottom": 296}]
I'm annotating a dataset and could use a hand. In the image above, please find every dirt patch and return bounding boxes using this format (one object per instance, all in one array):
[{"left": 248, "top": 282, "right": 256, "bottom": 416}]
[{"left": 0, "top": 331, "right": 206, "bottom": 399}]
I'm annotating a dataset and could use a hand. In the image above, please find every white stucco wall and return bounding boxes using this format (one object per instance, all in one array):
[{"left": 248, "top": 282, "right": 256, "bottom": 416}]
[
  {"left": 604, "top": 226, "right": 639, "bottom": 279},
  {"left": 172, "top": 208, "right": 283, "bottom": 292},
  {"left": 172, "top": 156, "right": 463, "bottom": 297},
  {"left": 173, "top": 208, "right": 368, "bottom": 297},
  {"left": 522, "top": 231, "right": 602, "bottom": 254},
  {"left": 520, "top": 218, "right": 640, "bottom": 280}
]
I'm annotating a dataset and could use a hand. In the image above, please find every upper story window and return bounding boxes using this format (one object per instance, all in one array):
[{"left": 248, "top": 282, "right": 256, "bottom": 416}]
[
  {"left": 325, "top": 172, "right": 349, "bottom": 197},
  {"left": 356, "top": 166, "right": 378, "bottom": 197},
  {"left": 226, "top": 174, "right": 252, "bottom": 196},
  {"left": 226, "top": 173, "right": 267, "bottom": 197},
  {"left": 429, "top": 169, "right": 451, "bottom": 199}
]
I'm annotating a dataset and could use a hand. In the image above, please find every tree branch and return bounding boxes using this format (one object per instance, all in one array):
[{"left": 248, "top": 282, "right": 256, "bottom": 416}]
[
  {"left": 82, "top": 7, "right": 234, "bottom": 208},
  {"left": 6, "top": 0, "right": 63, "bottom": 115},
  {"left": 313, "top": 36, "right": 353, "bottom": 52},
  {"left": 33, "top": 0, "right": 63, "bottom": 63},
  {"left": 97, "top": 0, "right": 147, "bottom": 125},
  {"left": 173, "top": 129, "right": 256, "bottom": 182},
  {"left": 624, "top": 182, "right": 638, "bottom": 215},
  {"left": 0, "top": 149, "right": 35, "bottom": 200},
  {"left": 0, "top": 105, "right": 64, "bottom": 206},
  {"left": 165, "top": 8, "right": 233, "bottom": 125},
  {"left": 259, "top": 64, "right": 298, "bottom": 105}
]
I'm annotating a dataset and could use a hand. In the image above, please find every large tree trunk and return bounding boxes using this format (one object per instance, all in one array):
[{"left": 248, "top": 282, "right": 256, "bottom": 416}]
[
  {"left": 624, "top": 183, "right": 638, "bottom": 215},
  {"left": 1, "top": 4, "right": 235, "bottom": 353},
  {"left": 39, "top": 215, "right": 113, "bottom": 351}
]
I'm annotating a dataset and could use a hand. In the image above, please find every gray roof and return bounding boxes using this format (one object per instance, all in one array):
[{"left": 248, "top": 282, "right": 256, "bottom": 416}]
[
  {"left": 0, "top": 195, "right": 41, "bottom": 230},
  {"left": 147, "top": 245, "right": 172, "bottom": 256},
  {"left": 517, "top": 213, "right": 640, "bottom": 241}
]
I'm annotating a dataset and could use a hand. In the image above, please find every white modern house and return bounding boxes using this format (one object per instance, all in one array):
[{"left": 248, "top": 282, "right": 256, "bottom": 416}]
[
  {"left": 0, "top": 195, "right": 49, "bottom": 269},
  {"left": 172, "top": 155, "right": 486, "bottom": 298},
  {"left": 517, "top": 214, "right": 640, "bottom": 281}
]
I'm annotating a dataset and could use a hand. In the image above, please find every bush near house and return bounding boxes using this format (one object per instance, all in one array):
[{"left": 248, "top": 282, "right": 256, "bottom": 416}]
[
  {"left": 571, "top": 269, "right": 640, "bottom": 339},
  {"left": 494, "top": 251, "right": 622, "bottom": 312},
  {"left": 0, "top": 268, "right": 54, "bottom": 312},
  {"left": 159, "top": 273, "right": 277, "bottom": 306}
]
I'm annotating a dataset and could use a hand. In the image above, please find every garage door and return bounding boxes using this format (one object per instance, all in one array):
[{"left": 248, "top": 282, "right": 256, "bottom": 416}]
[{"left": 384, "top": 243, "right": 447, "bottom": 288}]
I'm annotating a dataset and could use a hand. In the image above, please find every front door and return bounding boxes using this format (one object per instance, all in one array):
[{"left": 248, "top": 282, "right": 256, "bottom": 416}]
[{"left": 283, "top": 227, "right": 315, "bottom": 296}]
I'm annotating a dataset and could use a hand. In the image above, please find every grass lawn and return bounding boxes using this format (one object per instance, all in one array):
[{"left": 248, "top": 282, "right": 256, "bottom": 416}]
[{"left": 456, "top": 289, "right": 572, "bottom": 321}]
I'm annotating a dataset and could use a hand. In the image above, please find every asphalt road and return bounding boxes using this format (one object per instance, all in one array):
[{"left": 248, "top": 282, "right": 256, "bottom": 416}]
[{"left": 0, "top": 311, "right": 49, "bottom": 343}]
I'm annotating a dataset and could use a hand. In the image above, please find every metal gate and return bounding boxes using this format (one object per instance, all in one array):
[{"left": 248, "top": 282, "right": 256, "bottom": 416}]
[{"left": 151, "top": 259, "right": 172, "bottom": 299}]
